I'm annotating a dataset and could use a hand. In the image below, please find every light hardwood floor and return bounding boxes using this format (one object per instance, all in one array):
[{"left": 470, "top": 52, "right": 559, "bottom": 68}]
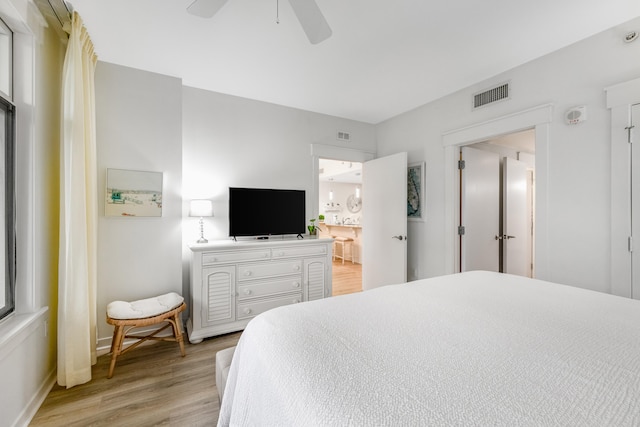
[
  {"left": 30, "top": 331, "right": 241, "bottom": 427},
  {"left": 331, "top": 258, "right": 362, "bottom": 296},
  {"left": 30, "top": 261, "right": 361, "bottom": 426}
]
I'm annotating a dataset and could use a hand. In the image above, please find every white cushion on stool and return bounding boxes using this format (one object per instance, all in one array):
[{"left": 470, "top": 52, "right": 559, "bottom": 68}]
[
  {"left": 107, "top": 292, "right": 184, "bottom": 319},
  {"left": 216, "top": 346, "right": 236, "bottom": 405}
]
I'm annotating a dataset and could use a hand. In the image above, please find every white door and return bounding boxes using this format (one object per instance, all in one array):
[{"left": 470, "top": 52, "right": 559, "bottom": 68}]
[
  {"left": 503, "top": 157, "right": 529, "bottom": 276},
  {"left": 362, "top": 152, "right": 407, "bottom": 290},
  {"left": 631, "top": 103, "right": 640, "bottom": 299},
  {"left": 460, "top": 147, "right": 500, "bottom": 272}
]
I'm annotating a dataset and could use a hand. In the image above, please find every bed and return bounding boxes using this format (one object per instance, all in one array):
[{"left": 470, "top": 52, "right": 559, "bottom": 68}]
[{"left": 218, "top": 271, "right": 640, "bottom": 426}]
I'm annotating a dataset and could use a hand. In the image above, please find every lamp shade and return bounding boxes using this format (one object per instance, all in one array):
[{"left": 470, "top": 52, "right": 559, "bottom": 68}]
[{"left": 189, "top": 199, "right": 213, "bottom": 217}]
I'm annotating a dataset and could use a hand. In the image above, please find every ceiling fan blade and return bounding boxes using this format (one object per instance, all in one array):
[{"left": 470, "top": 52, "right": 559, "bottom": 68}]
[
  {"left": 187, "top": 0, "right": 229, "bottom": 18},
  {"left": 287, "top": 0, "right": 332, "bottom": 44}
]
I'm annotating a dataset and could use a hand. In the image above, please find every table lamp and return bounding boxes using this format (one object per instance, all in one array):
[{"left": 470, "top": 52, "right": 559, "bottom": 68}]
[{"left": 189, "top": 199, "right": 213, "bottom": 243}]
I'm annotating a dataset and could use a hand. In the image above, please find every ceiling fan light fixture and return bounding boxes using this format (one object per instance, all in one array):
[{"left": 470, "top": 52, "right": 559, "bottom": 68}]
[
  {"left": 186, "top": 0, "right": 332, "bottom": 44},
  {"left": 187, "top": 0, "right": 229, "bottom": 19},
  {"left": 287, "top": 0, "right": 332, "bottom": 44}
]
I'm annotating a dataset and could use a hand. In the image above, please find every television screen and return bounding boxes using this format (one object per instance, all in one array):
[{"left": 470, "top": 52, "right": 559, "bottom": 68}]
[{"left": 229, "top": 187, "right": 306, "bottom": 238}]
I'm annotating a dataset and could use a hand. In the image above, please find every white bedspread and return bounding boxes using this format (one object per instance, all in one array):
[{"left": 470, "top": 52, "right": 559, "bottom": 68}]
[{"left": 218, "top": 271, "right": 640, "bottom": 426}]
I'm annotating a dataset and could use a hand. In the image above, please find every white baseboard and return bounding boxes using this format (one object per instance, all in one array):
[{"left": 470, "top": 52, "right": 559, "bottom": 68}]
[{"left": 13, "top": 368, "right": 56, "bottom": 427}]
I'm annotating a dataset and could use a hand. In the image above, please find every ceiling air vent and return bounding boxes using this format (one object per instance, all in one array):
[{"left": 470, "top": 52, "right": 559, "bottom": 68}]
[
  {"left": 473, "top": 82, "right": 510, "bottom": 109},
  {"left": 337, "top": 131, "right": 351, "bottom": 142}
]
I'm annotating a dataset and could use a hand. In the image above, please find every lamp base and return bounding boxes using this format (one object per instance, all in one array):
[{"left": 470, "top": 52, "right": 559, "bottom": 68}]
[{"left": 197, "top": 217, "right": 208, "bottom": 243}]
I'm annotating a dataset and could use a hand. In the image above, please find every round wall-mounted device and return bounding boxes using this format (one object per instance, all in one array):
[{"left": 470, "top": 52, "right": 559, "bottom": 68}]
[{"left": 565, "top": 106, "right": 587, "bottom": 125}]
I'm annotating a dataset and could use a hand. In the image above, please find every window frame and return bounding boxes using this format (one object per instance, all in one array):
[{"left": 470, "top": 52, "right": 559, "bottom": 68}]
[
  {"left": 0, "top": 95, "right": 16, "bottom": 321},
  {"left": 0, "top": 17, "right": 11, "bottom": 100}
]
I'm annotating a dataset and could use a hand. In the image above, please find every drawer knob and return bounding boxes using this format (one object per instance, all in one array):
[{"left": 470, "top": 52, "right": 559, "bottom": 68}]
[
  {"left": 244, "top": 308, "right": 252, "bottom": 315},
  {"left": 293, "top": 282, "right": 300, "bottom": 288},
  {"left": 293, "top": 265, "right": 300, "bottom": 271},
  {"left": 244, "top": 289, "right": 252, "bottom": 295},
  {"left": 244, "top": 271, "right": 252, "bottom": 276},
  {"left": 292, "top": 299, "right": 300, "bottom": 304}
]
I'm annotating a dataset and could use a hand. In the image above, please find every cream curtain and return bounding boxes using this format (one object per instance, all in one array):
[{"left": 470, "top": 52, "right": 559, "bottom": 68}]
[{"left": 58, "top": 11, "right": 98, "bottom": 388}]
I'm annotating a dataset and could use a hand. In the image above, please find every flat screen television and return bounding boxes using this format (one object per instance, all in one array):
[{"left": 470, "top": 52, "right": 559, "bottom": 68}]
[{"left": 229, "top": 187, "right": 306, "bottom": 238}]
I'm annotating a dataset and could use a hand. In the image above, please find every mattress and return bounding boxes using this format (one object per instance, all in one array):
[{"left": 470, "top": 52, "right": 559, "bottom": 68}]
[{"left": 218, "top": 271, "right": 640, "bottom": 426}]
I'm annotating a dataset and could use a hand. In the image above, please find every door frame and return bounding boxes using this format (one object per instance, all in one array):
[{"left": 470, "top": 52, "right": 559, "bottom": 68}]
[
  {"left": 442, "top": 104, "right": 553, "bottom": 279},
  {"left": 607, "top": 77, "right": 640, "bottom": 298}
]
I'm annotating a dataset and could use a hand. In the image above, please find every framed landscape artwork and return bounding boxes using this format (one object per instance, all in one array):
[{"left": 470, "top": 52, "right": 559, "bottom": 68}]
[
  {"left": 105, "top": 168, "right": 163, "bottom": 217},
  {"left": 407, "top": 162, "right": 425, "bottom": 221}
]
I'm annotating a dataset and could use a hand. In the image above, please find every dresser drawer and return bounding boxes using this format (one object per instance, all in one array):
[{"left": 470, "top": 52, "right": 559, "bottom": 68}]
[
  {"left": 237, "top": 278, "right": 302, "bottom": 300},
  {"left": 238, "top": 260, "right": 302, "bottom": 281},
  {"left": 272, "top": 245, "right": 328, "bottom": 259},
  {"left": 236, "top": 293, "right": 303, "bottom": 320},
  {"left": 202, "top": 249, "right": 270, "bottom": 265}
]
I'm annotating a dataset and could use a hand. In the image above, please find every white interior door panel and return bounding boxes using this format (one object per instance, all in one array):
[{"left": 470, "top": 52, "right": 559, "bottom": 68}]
[
  {"left": 461, "top": 147, "right": 499, "bottom": 272},
  {"left": 362, "top": 152, "right": 407, "bottom": 290}
]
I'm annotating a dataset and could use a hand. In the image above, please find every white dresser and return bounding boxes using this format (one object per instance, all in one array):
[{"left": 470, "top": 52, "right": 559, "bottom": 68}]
[{"left": 187, "top": 237, "right": 333, "bottom": 343}]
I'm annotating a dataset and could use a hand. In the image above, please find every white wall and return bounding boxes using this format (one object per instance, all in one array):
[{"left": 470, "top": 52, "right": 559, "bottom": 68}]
[
  {"left": 95, "top": 63, "right": 183, "bottom": 347},
  {"left": 318, "top": 181, "right": 362, "bottom": 224},
  {"left": 90, "top": 63, "right": 376, "bottom": 346},
  {"left": 181, "top": 88, "right": 375, "bottom": 233},
  {"left": 181, "top": 87, "right": 375, "bottom": 304},
  {"left": 376, "top": 16, "right": 640, "bottom": 293}
]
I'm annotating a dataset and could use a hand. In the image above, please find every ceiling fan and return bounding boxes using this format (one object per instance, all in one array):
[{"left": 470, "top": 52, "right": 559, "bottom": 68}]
[{"left": 186, "top": 0, "right": 332, "bottom": 44}]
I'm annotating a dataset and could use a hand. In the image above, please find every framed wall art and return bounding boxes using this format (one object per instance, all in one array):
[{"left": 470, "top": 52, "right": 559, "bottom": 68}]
[
  {"left": 407, "top": 162, "right": 425, "bottom": 221},
  {"left": 105, "top": 168, "right": 163, "bottom": 217}
]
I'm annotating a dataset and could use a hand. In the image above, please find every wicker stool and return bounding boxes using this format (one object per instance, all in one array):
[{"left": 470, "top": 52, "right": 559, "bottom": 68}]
[
  {"left": 106, "top": 292, "right": 186, "bottom": 379},
  {"left": 333, "top": 236, "right": 354, "bottom": 264}
]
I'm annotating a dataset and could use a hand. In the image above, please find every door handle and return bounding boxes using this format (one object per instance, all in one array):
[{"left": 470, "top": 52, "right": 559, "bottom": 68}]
[
  {"left": 392, "top": 235, "right": 407, "bottom": 241},
  {"left": 495, "top": 235, "right": 515, "bottom": 240}
]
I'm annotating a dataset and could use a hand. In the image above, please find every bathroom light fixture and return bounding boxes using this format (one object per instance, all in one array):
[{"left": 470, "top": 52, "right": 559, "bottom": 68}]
[{"left": 189, "top": 199, "right": 213, "bottom": 243}]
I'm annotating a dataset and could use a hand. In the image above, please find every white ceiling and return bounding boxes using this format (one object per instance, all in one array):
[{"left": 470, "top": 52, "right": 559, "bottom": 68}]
[
  {"left": 319, "top": 159, "right": 362, "bottom": 183},
  {"left": 69, "top": 0, "right": 640, "bottom": 124}
]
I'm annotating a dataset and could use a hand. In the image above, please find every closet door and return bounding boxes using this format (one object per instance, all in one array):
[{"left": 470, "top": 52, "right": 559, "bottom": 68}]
[
  {"left": 460, "top": 147, "right": 500, "bottom": 272},
  {"left": 503, "top": 157, "right": 529, "bottom": 276}
]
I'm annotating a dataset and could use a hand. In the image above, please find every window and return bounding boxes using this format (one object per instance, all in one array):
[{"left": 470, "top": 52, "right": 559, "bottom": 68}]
[
  {"left": 0, "top": 17, "right": 14, "bottom": 321},
  {"left": 0, "top": 17, "right": 11, "bottom": 99}
]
